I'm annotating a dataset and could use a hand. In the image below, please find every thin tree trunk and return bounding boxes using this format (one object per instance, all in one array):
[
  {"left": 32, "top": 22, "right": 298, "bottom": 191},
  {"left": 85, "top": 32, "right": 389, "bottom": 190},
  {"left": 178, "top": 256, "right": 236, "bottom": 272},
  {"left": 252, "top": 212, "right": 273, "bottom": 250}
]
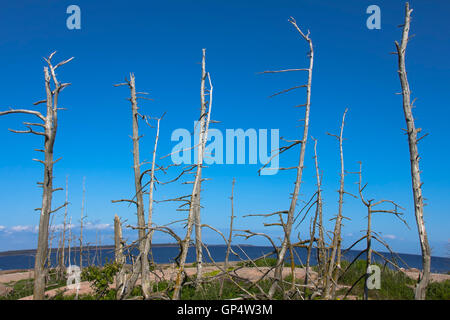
[
  {"left": 80, "top": 177, "right": 85, "bottom": 269},
  {"left": 332, "top": 108, "right": 348, "bottom": 297},
  {"left": 68, "top": 216, "right": 72, "bottom": 266},
  {"left": 194, "top": 49, "right": 209, "bottom": 289},
  {"left": 364, "top": 205, "right": 372, "bottom": 300},
  {"left": 220, "top": 178, "right": 236, "bottom": 297},
  {"left": 305, "top": 171, "right": 320, "bottom": 286},
  {"left": 312, "top": 139, "right": 326, "bottom": 285},
  {"left": 394, "top": 2, "right": 431, "bottom": 300},
  {"left": 113, "top": 74, "right": 153, "bottom": 298},
  {"left": 47, "top": 213, "right": 56, "bottom": 277},
  {"left": 324, "top": 108, "right": 348, "bottom": 299},
  {"left": 225, "top": 178, "right": 236, "bottom": 268},
  {"left": 30, "top": 55, "right": 72, "bottom": 299},
  {"left": 124, "top": 74, "right": 148, "bottom": 289},
  {"left": 304, "top": 139, "right": 322, "bottom": 286},
  {"left": 114, "top": 215, "right": 126, "bottom": 299},
  {"left": 59, "top": 176, "right": 69, "bottom": 278},
  {"left": 56, "top": 228, "right": 61, "bottom": 277},
  {"left": 173, "top": 49, "right": 213, "bottom": 300},
  {"left": 142, "top": 116, "right": 162, "bottom": 299},
  {"left": 268, "top": 20, "right": 313, "bottom": 298},
  {"left": 92, "top": 231, "right": 97, "bottom": 265},
  {"left": 99, "top": 231, "right": 102, "bottom": 266}
]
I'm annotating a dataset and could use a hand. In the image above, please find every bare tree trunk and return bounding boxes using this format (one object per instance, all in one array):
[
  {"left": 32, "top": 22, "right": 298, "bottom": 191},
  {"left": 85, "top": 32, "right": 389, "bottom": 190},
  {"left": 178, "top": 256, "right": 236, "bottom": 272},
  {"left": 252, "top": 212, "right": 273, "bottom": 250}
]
[
  {"left": 99, "top": 231, "right": 103, "bottom": 266},
  {"left": 173, "top": 49, "right": 213, "bottom": 300},
  {"left": 80, "top": 177, "right": 85, "bottom": 269},
  {"left": 126, "top": 74, "right": 148, "bottom": 287},
  {"left": 268, "top": 18, "right": 314, "bottom": 299},
  {"left": 47, "top": 213, "right": 56, "bottom": 278},
  {"left": 68, "top": 216, "right": 72, "bottom": 266},
  {"left": 324, "top": 108, "right": 348, "bottom": 299},
  {"left": 194, "top": 49, "right": 209, "bottom": 289},
  {"left": 0, "top": 53, "right": 73, "bottom": 299},
  {"left": 220, "top": 178, "right": 236, "bottom": 297},
  {"left": 304, "top": 139, "right": 323, "bottom": 286},
  {"left": 312, "top": 138, "right": 326, "bottom": 285},
  {"left": 114, "top": 215, "right": 126, "bottom": 299},
  {"left": 113, "top": 74, "right": 155, "bottom": 298},
  {"left": 35, "top": 57, "right": 72, "bottom": 299},
  {"left": 364, "top": 204, "right": 372, "bottom": 300},
  {"left": 354, "top": 162, "right": 406, "bottom": 300},
  {"left": 58, "top": 176, "right": 69, "bottom": 279},
  {"left": 94, "top": 229, "right": 98, "bottom": 266},
  {"left": 142, "top": 116, "right": 163, "bottom": 299},
  {"left": 225, "top": 178, "right": 236, "bottom": 268},
  {"left": 332, "top": 108, "right": 348, "bottom": 297},
  {"left": 394, "top": 2, "right": 431, "bottom": 300},
  {"left": 304, "top": 220, "right": 315, "bottom": 286},
  {"left": 56, "top": 228, "right": 62, "bottom": 276}
]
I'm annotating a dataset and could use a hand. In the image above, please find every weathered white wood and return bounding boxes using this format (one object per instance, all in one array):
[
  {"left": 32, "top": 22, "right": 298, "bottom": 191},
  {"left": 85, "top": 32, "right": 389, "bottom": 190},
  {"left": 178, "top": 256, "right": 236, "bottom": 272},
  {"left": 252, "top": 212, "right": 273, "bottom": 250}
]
[
  {"left": 324, "top": 108, "right": 348, "bottom": 299},
  {"left": 395, "top": 2, "right": 431, "bottom": 300},
  {"left": 173, "top": 49, "right": 213, "bottom": 299},
  {"left": 0, "top": 53, "right": 73, "bottom": 299},
  {"left": 268, "top": 17, "right": 314, "bottom": 298}
]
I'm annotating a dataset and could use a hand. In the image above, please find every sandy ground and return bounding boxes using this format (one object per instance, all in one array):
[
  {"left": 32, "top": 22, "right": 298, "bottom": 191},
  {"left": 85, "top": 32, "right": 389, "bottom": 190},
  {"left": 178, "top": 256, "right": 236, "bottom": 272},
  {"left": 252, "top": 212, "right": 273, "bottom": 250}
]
[
  {"left": 0, "top": 270, "right": 34, "bottom": 284},
  {"left": 400, "top": 268, "right": 450, "bottom": 283},
  {"left": 16, "top": 266, "right": 317, "bottom": 300},
  {"left": 0, "top": 266, "right": 447, "bottom": 300}
]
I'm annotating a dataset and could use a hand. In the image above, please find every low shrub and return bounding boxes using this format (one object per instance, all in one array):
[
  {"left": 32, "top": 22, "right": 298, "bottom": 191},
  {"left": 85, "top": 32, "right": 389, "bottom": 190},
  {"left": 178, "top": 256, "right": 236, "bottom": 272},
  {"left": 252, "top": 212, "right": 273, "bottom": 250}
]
[{"left": 81, "top": 261, "right": 120, "bottom": 299}]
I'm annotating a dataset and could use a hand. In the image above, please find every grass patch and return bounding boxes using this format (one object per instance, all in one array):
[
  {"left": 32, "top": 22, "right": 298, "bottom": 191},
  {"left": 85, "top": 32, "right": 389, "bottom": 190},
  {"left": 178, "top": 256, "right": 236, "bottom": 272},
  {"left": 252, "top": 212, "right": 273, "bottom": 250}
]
[
  {"left": 0, "top": 269, "right": 66, "bottom": 300},
  {"left": 426, "top": 280, "right": 450, "bottom": 300},
  {"left": 337, "top": 259, "right": 415, "bottom": 300}
]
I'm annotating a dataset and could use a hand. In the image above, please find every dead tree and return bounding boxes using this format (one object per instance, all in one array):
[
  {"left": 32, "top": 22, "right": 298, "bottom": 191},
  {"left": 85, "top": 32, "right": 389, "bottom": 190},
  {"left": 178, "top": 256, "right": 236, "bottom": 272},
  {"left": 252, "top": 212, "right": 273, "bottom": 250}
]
[
  {"left": 313, "top": 138, "right": 326, "bottom": 285},
  {"left": 324, "top": 108, "right": 350, "bottom": 299},
  {"left": 220, "top": 178, "right": 236, "bottom": 297},
  {"left": 259, "top": 17, "right": 314, "bottom": 299},
  {"left": 304, "top": 138, "right": 325, "bottom": 286},
  {"left": 68, "top": 216, "right": 72, "bottom": 266},
  {"left": 80, "top": 176, "right": 86, "bottom": 269},
  {"left": 57, "top": 175, "right": 69, "bottom": 279},
  {"left": 112, "top": 74, "right": 149, "bottom": 298},
  {"left": 342, "top": 162, "right": 408, "bottom": 300},
  {"left": 141, "top": 113, "right": 165, "bottom": 299},
  {"left": 46, "top": 213, "right": 56, "bottom": 277},
  {"left": 225, "top": 178, "right": 236, "bottom": 269},
  {"left": 172, "top": 49, "right": 213, "bottom": 300},
  {"left": 114, "top": 215, "right": 126, "bottom": 299},
  {"left": 192, "top": 48, "right": 213, "bottom": 288},
  {"left": 394, "top": 2, "right": 431, "bottom": 300},
  {"left": 0, "top": 52, "right": 73, "bottom": 299}
]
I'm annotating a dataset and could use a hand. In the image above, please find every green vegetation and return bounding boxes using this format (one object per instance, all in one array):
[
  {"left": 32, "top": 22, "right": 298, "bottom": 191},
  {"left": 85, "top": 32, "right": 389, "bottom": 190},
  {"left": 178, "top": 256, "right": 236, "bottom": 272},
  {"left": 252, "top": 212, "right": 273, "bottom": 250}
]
[
  {"left": 1, "top": 259, "right": 448, "bottom": 300},
  {"left": 337, "top": 259, "right": 415, "bottom": 299},
  {"left": 237, "top": 257, "right": 292, "bottom": 268},
  {"left": 81, "top": 261, "right": 121, "bottom": 299},
  {"left": 178, "top": 277, "right": 284, "bottom": 300},
  {"left": 0, "top": 270, "right": 66, "bottom": 300},
  {"left": 426, "top": 280, "right": 450, "bottom": 300},
  {"left": 203, "top": 270, "right": 221, "bottom": 277}
]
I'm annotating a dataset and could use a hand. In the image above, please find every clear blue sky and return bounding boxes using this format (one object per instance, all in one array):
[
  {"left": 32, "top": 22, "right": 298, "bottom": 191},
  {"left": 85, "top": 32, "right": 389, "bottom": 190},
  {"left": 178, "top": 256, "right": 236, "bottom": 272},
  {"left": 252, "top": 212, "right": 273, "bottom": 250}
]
[{"left": 0, "top": 0, "right": 448, "bottom": 256}]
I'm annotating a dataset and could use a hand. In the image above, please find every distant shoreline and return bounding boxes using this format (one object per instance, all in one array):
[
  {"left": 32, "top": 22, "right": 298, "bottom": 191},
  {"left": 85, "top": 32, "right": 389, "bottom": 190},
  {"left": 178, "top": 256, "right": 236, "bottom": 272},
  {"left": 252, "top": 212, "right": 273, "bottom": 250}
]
[{"left": 0, "top": 243, "right": 256, "bottom": 257}]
